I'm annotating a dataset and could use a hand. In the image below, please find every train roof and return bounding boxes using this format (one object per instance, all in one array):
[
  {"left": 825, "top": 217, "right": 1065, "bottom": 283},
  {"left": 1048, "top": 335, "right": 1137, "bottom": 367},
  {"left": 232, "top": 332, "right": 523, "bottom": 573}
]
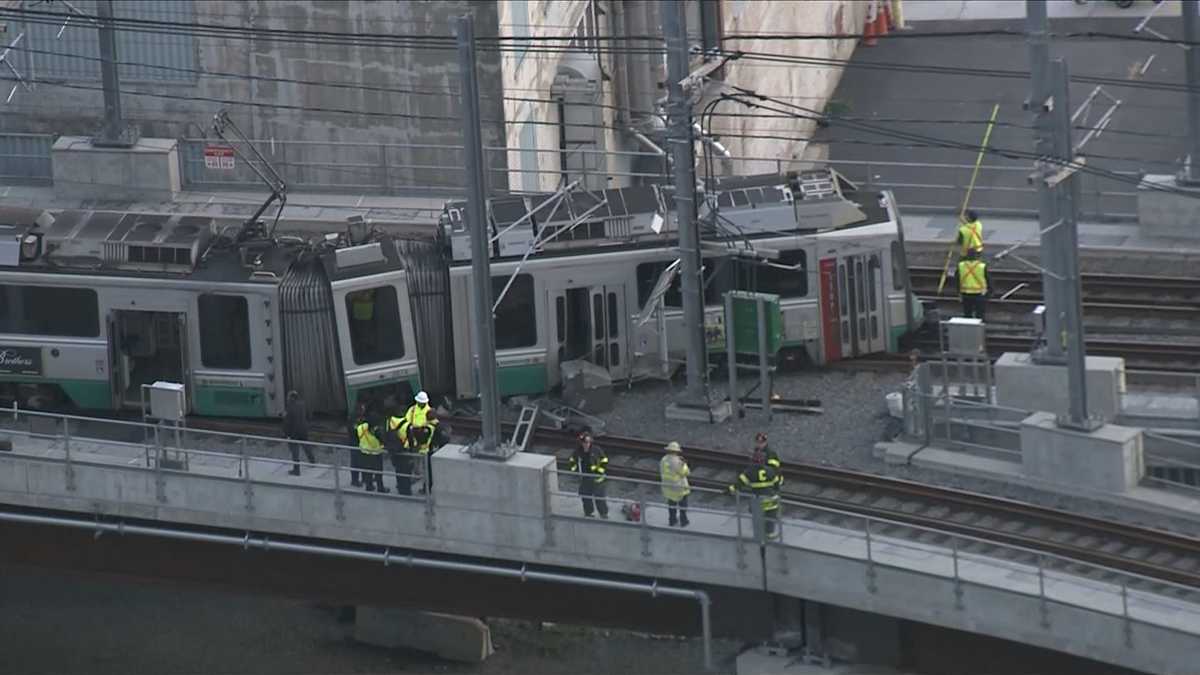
[
  {"left": 441, "top": 168, "right": 896, "bottom": 265},
  {"left": 0, "top": 206, "right": 406, "bottom": 285}
]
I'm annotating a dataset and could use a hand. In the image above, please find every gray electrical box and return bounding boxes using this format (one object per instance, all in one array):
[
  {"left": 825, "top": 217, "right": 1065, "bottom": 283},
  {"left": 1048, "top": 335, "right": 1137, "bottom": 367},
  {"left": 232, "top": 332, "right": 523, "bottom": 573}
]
[
  {"left": 945, "top": 317, "right": 986, "bottom": 355},
  {"left": 149, "top": 381, "right": 186, "bottom": 421}
]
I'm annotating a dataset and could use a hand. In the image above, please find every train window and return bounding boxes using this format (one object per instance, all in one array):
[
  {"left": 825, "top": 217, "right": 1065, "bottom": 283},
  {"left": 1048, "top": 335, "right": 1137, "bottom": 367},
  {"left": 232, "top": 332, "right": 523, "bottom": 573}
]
[
  {"left": 838, "top": 265, "right": 848, "bottom": 317},
  {"left": 556, "top": 296, "right": 565, "bottom": 343},
  {"left": 704, "top": 259, "right": 735, "bottom": 305},
  {"left": 868, "top": 255, "right": 880, "bottom": 312},
  {"left": 751, "top": 249, "right": 808, "bottom": 298},
  {"left": 491, "top": 274, "right": 537, "bottom": 349},
  {"left": 607, "top": 292, "right": 619, "bottom": 338},
  {"left": 345, "top": 286, "right": 406, "bottom": 365},
  {"left": 0, "top": 285, "right": 99, "bottom": 337},
  {"left": 592, "top": 294, "right": 604, "bottom": 340},
  {"left": 198, "top": 295, "right": 252, "bottom": 369},
  {"left": 636, "top": 262, "right": 682, "bottom": 308},
  {"left": 890, "top": 241, "right": 906, "bottom": 291}
]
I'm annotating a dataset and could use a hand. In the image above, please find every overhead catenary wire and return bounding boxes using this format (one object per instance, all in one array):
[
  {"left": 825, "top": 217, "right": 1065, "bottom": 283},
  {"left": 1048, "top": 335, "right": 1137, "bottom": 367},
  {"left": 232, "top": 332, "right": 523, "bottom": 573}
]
[{"left": 1, "top": 40, "right": 1191, "bottom": 151}]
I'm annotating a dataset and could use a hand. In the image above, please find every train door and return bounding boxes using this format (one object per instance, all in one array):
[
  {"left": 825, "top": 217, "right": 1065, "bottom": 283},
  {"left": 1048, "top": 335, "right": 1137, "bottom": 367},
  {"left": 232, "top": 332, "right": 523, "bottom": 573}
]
[
  {"left": 332, "top": 274, "right": 419, "bottom": 413},
  {"left": 109, "top": 310, "right": 188, "bottom": 409},
  {"left": 552, "top": 283, "right": 627, "bottom": 380},
  {"left": 818, "top": 258, "right": 841, "bottom": 363}
]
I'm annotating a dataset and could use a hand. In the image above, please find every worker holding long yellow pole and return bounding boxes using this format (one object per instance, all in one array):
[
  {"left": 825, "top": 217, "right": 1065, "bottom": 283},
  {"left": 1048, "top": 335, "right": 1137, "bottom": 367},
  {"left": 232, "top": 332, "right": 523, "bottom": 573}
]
[{"left": 938, "top": 103, "right": 1001, "bottom": 295}]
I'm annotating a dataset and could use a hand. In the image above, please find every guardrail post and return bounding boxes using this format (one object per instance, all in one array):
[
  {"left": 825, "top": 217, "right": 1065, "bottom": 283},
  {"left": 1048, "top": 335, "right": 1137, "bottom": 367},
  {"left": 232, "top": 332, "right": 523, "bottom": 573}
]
[
  {"left": 154, "top": 423, "right": 166, "bottom": 503},
  {"left": 1037, "top": 554, "right": 1050, "bottom": 628},
  {"left": 951, "top": 536, "right": 964, "bottom": 609},
  {"left": 1120, "top": 582, "right": 1133, "bottom": 647},
  {"left": 734, "top": 491, "right": 747, "bottom": 570},
  {"left": 541, "top": 466, "right": 555, "bottom": 547},
  {"left": 776, "top": 516, "right": 789, "bottom": 574},
  {"left": 424, "top": 466, "right": 436, "bottom": 534},
  {"left": 864, "top": 517, "right": 877, "bottom": 593},
  {"left": 332, "top": 444, "right": 346, "bottom": 522},
  {"left": 240, "top": 437, "right": 254, "bottom": 513},
  {"left": 639, "top": 498, "right": 651, "bottom": 558},
  {"left": 63, "top": 417, "right": 76, "bottom": 492}
]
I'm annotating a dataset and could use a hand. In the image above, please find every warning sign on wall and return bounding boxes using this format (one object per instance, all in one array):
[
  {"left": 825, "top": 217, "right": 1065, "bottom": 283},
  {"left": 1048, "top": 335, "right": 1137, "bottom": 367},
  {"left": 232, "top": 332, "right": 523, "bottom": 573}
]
[{"left": 203, "top": 145, "right": 235, "bottom": 170}]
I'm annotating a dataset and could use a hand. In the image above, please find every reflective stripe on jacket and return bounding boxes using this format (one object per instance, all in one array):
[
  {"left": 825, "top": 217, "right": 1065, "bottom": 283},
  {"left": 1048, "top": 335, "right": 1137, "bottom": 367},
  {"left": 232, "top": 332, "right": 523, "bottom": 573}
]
[
  {"left": 356, "top": 421, "right": 384, "bottom": 454},
  {"left": 728, "top": 464, "right": 782, "bottom": 511},
  {"left": 660, "top": 454, "right": 691, "bottom": 501},
  {"left": 958, "top": 260, "right": 988, "bottom": 295},
  {"left": 569, "top": 448, "right": 609, "bottom": 482},
  {"left": 958, "top": 220, "right": 984, "bottom": 255}
]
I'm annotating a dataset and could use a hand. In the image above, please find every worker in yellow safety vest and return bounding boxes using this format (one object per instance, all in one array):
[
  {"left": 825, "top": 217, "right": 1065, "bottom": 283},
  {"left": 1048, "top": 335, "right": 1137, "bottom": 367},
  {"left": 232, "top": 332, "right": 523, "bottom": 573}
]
[
  {"left": 659, "top": 441, "right": 691, "bottom": 528},
  {"left": 399, "top": 410, "right": 439, "bottom": 494},
  {"left": 356, "top": 414, "right": 389, "bottom": 493},
  {"left": 957, "top": 210, "right": 984, "bottom": 257},
  {"left": 956, "top": 248, "right": 989, "bottom": 321}
]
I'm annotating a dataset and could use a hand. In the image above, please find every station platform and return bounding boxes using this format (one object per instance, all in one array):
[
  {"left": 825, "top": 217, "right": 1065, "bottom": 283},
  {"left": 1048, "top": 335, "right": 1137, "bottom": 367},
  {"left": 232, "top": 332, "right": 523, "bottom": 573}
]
[{"left": 901, "top": 212, "right": 1200, "bottom": 275}]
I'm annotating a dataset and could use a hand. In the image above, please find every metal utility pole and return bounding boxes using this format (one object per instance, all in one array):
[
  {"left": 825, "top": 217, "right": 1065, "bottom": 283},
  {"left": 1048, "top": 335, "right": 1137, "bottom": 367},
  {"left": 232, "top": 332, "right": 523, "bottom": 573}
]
[
  {"left": 1026, "top": 0, "right": 1063, "bottom": 363},
  {"left": 1049, "top": 58, "right": 1093, "bottom": 430},
  {"left": 1183, "top": 0, "right": 1200, "bottom": 183},
  {"left": 1026, "top": 0, "right": 1096, "bottom": 429},
  {"left": 662, "top": 0, "right": 707, "bottom": 404},
  {"left": 93, "top": 0, "right": 136, "bottom": 147},
  {"left": 455, "top": 14, "right": 502, "bottom": 456}
]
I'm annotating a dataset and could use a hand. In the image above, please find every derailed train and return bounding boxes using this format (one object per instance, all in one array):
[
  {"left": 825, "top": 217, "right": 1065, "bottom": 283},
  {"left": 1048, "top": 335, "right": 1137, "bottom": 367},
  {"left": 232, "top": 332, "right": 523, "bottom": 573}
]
[{"left": 0, "top": 169, "right": 921, "bottom": 418}]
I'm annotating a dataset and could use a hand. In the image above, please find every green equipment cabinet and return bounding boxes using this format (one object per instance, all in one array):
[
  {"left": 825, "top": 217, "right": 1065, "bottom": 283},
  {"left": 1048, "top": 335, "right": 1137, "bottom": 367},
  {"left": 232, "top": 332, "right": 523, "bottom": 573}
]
[{"left": 725, "top": 291, "right": 783, "bottom": 355}]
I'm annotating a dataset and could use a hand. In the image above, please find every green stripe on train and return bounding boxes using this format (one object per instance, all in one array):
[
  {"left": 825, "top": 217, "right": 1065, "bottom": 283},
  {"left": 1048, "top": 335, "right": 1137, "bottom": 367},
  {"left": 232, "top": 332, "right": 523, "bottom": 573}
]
[
  {"left": 193, "top": 385, "right": 268, "bottom": 418},
  {"left": 498, "top": 363, "right": 547, "bottom": 396},
  {"left": 0, "top": 376, "right": 111, "bottom": 409}
]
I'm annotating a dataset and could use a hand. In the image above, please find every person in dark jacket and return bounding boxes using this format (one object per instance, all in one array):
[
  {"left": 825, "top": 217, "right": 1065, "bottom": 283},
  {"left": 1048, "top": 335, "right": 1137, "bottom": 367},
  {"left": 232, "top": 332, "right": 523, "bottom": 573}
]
[
  {"left": 569, "top": 431, "right": 609, "bottom": 518},
  {"left": 284, "top": 390, "right": 315, "bottom": 476}
]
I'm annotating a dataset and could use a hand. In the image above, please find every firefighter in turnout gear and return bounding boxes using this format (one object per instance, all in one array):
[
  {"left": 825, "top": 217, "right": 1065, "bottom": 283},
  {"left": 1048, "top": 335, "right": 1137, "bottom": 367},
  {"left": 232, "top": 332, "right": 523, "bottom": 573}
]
[
  {"left": 569, "top": 431, "right": 609, "bottom": 518},
  {"left": 660, "top": 441, "right": 690, "bottom": 527},
  {"left": 956, "top": 248, "right": 989, "bottom": 320},
  {"left": 957, "top": 209, "right": 984, "bottom": 257},
  {"left": 356, "top": 414, "right": 389, "bottom": 493},
  {"left": 728, "top": 449, "right": 783, "bottom": 539}
]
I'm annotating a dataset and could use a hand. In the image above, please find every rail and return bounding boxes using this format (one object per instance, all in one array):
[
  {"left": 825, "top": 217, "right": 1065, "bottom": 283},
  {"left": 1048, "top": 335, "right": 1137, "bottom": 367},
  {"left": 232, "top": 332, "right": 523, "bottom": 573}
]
[{"left": 2, "top": 405, "right": 1199, "bottom": 656}]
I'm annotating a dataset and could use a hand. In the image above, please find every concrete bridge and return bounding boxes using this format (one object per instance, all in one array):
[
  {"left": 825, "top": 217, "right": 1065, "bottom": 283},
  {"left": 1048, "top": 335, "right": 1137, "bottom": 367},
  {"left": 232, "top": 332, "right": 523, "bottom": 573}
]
[{"left": 1, "top": 409, "right": 1198, "bottom": 674}]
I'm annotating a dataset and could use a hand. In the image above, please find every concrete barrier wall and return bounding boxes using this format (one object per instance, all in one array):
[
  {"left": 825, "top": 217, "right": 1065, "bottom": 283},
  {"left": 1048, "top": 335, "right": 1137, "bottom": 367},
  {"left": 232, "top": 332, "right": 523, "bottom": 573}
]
[{"left": 2, "top": 441, "right": 1199, "bottom": 675}]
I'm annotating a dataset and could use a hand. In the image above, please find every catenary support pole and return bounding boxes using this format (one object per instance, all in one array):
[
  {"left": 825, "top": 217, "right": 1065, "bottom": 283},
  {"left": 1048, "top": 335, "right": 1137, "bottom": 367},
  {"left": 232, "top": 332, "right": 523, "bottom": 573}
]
[
  {"left": 1026, "top": 0, "right": 1064, "bottom": 363},
  {"left": 1050, "top": 59, "right": 1094, "bottom": 429},
  {"left": 1183, "top": 0, "right": 1200, "bottom": 183},
  {"left": 93, "top": 0, "right": 135, "bottom": 147},
  {"left": 662, "top": 0, "right": 707, "bottom": 405},
  {"left": 456, "top": 14, "right": 501, "bottom": 455}
]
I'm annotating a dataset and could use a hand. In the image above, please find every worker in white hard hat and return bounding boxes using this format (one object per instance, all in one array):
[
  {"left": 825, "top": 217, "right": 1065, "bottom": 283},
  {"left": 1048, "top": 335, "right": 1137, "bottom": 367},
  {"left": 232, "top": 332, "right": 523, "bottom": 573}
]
[
  {"left": 659, "top": 441, "right": 690, "bottom": 527},
  {"left": 402, "top": 390, "right": 438, "bottom": 491}
]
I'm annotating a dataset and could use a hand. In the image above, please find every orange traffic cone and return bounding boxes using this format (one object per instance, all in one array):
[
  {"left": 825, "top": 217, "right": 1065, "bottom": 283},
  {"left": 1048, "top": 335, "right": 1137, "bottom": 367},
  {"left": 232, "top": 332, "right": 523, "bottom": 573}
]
[
  {"left": 876, "top": 3, "right": 892, "bottom": 38},
  {"left": 862, "top": 2, "right": 879, "bottom": 47}
]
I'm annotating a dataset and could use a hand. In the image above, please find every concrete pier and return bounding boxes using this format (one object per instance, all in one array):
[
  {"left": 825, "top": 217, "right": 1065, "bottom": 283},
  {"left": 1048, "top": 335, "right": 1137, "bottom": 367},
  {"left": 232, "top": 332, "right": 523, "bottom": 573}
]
[{"left": 994, "top": 352, "right": 1124, "bottom": 421}]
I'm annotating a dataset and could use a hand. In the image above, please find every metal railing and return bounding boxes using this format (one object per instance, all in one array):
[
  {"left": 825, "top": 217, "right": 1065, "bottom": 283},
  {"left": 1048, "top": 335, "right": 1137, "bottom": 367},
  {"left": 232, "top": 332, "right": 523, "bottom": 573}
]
[
  {"left": 0, "top": 130, "right": 1148, "bottom": 220},
  {"left": 0, "top": 132, "right": 54, "bottom": 185},
  {"left": 2, "top": 406, "right": 1199, "bottom": 648}
]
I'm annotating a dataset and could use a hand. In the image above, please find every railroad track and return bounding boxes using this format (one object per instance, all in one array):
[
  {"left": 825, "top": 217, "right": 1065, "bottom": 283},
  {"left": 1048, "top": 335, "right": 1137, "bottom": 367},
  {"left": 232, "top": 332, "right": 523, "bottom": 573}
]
[
  {"left": 908, "top": 265, "right": 1200, "bottom": 371},
  {"left": 909, "top": 266, "right": 1200, "bottom": 310},
  {"left": 185, "top": 413, "right": 1200, "bottom": 595}
]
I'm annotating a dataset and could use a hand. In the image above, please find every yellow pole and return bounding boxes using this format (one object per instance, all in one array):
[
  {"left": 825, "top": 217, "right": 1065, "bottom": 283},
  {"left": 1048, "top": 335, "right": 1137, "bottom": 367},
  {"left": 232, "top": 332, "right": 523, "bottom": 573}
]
[{"left": 938, "top": 103, "right": 1001, "bottom": 295}]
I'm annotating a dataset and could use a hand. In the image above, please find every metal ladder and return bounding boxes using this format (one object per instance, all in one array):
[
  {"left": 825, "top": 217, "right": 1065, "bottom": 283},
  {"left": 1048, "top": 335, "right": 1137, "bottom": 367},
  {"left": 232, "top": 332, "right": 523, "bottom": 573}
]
[{"left": 509, "top": 404, "right": 539, "bottom": 453}]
